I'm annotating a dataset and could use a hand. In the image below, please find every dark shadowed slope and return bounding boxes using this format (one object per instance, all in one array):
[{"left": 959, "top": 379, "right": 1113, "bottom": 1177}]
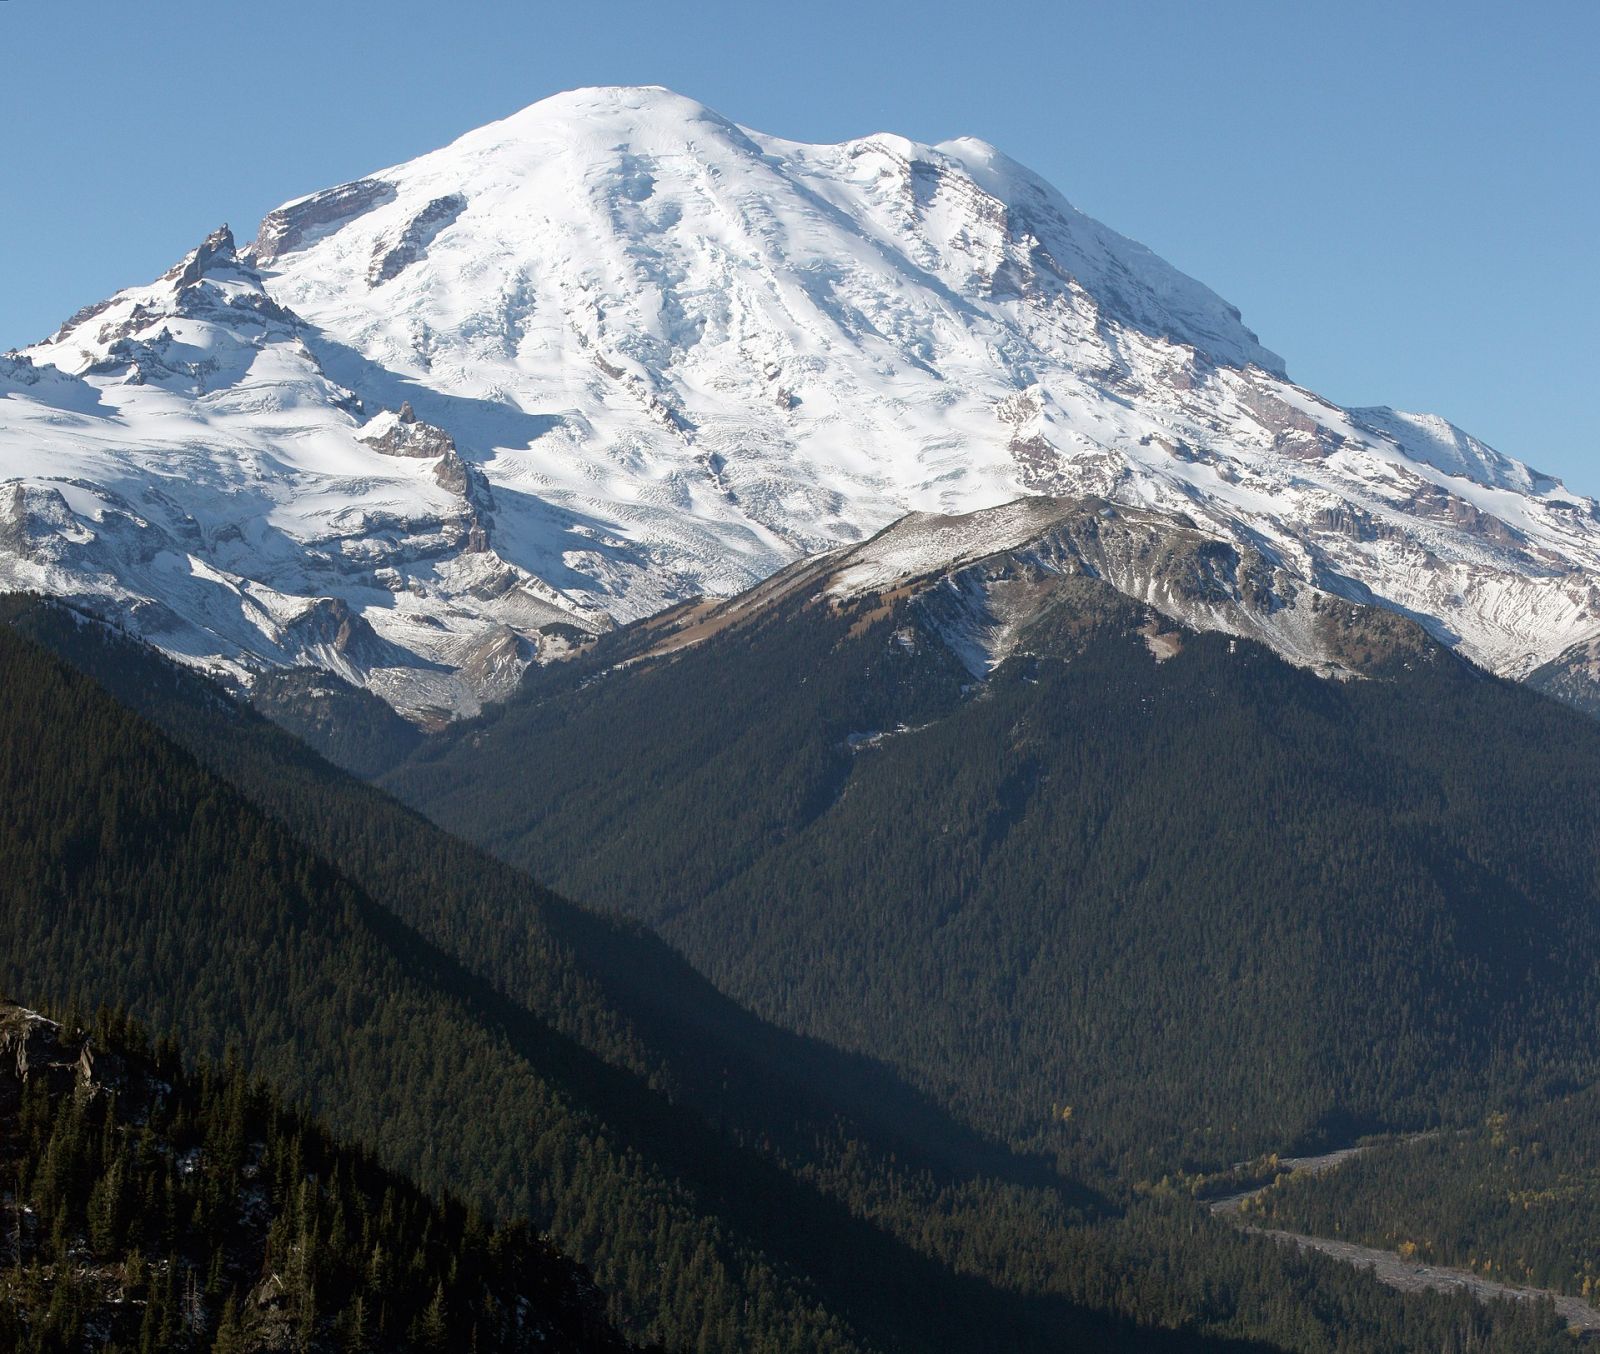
[
  {"left": 4, "top": 594, "right": 1579, "bottom": 1352},
  {"left": 385, "top": 503, "right": 1600, "bottom": 1174}
]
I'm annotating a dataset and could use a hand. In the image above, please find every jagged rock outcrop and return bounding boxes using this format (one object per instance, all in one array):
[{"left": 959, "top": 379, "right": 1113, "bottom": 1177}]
[
  {"left": 170, "top": 222, "right": 240, "bottom": 287},
  {"left": 0, "top": 1007, "right": 101, "bottom": 1112},
  {"left": 360, "top": 400, "right": 458, "bottom": 457},
  {"left": 359, "top": 405, "right": 496, "bottom": 553},
  {"left": 280, "top": 595, "right": 400, "bottom": 669},
  {"left": 249, "top": 176, "right": 397, "bottom": 263},
  {"left": 369, "top": 192, "right": 467, "bottom": 284}
]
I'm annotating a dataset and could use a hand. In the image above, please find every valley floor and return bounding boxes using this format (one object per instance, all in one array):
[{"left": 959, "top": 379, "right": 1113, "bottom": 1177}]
[
  {"left": 1210, "top": 1141, "right": 1600, "bottom": 1337},
  {"left": 1247, "top": 1229, "right": 1600, "bottom": 1337},
  {"left": 1208, "top": 1145, "right": 1387, "bottom": 1216}
]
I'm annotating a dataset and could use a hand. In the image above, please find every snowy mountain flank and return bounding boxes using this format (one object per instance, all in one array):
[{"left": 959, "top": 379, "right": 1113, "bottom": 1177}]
[{"left": 4, "top": 85, "right": 1596, "bottom": 718}]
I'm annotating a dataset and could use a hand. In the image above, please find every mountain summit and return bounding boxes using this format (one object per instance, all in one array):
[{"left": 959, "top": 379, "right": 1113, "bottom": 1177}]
[{"left": 4, "top": 86, "right": 1597, "bottom": 716}]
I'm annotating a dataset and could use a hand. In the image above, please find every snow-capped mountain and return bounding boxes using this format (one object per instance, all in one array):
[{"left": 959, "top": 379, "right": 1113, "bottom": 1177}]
[{"left": 4, "top": 85, "right": 1597, "bottom": 717}]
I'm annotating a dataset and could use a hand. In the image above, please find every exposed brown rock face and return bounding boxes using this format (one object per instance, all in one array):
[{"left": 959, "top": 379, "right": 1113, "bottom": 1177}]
[
  {"left": 0, "top": 1007, "right": 100, "bottom": 1113},
  {"left": 359, "top": 406, "right": 496, "bottom": 554},
  {"left": 369, "top": 193, "right": 467, "bottom": 285},
  {"left": 170, "top": 223, "right": 238, "bottom": 288},
  {"left": 281, "top": 596, "right": 397, "bottom": 667},
  {"left": 360, "top": 403, "right": 459, "bottom": 458},
  {"left": 250, "top": 178, "right": 398, "bottom": 264}
]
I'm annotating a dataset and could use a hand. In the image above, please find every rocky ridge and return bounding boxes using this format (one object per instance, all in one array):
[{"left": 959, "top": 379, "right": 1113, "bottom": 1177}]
[{"left": 630, "top": 495, "right": 1443, "bottom": 684}]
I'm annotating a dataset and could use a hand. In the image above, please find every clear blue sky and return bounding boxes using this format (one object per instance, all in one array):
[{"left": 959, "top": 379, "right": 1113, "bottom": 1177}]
[{"left": 4, "top": 0, "right": 1596, "bottom": 489}]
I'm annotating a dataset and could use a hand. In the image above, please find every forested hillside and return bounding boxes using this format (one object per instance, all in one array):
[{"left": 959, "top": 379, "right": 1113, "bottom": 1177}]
[
  {"left": 0, "top": 1003, "right": 635, "bottom": 1353},
  {"left": 0, "top": 606, "right": 881, "bottom": 1351},
  {"left": 388, "top": 570, "right": 1600, "bottom": 1172},
  {"left": 3, "top": 596, "right": 1585, "bottom": 1351}
]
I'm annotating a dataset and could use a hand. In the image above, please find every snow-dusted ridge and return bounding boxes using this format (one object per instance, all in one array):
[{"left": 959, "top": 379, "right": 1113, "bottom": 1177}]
[
  {"left": 638, "top": 495, "right": 1441, "bottom": 685},
  {"left": 3, "top": 85, "right": 1597, "bottom": 716}
]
